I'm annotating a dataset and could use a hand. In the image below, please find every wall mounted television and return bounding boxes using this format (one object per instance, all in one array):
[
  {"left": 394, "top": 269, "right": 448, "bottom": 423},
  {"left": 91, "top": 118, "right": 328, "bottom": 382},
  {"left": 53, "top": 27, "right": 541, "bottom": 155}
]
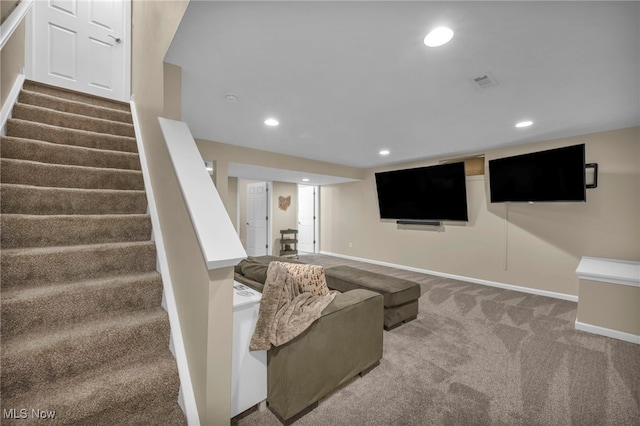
[
  {"left": 489, "top": 144, "right": 586, "bottom": 203},
  {"left": 374, "top": 162, "right": 468, "bottom": 222}
]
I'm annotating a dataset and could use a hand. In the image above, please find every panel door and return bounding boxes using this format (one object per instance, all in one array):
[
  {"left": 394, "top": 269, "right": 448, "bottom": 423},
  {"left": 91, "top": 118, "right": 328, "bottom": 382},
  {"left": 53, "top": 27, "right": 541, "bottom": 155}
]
[
  {"left": 298, "top": 185, "right": 316, "bottom": 253},
  {"left": 247, "top": 182, "right": 268, "bottom": 257},
  {"left": 33, "top": 0, "right": 130, "bottom": 101}
]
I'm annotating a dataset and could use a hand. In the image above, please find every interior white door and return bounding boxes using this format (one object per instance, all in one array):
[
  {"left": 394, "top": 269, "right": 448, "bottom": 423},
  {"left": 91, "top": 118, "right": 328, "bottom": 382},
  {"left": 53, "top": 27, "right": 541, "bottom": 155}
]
[
  {"left": 33, "top": 0, "right": 131, "bottom": 101},
  {"left": 247, "top": 182, "right": 268, "bottom": 257},
  {"left": 298, "top": 185, "right": 316, "bottom": 253}
]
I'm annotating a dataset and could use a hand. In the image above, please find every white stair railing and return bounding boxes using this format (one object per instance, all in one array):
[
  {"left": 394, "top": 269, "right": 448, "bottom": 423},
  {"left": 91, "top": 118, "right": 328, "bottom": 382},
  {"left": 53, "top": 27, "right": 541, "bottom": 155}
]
[
  {"left": 0, "top": 0, "right": 34, "bottom": 134},
  {"left": 158, "top": 117, "right": 246, "bottom": 269},
  {"left": 0, "top": 0, "right": 33, "bottom": 50},
  {"left": 132, "top": 112, "right": 247, "bottom": 425}
]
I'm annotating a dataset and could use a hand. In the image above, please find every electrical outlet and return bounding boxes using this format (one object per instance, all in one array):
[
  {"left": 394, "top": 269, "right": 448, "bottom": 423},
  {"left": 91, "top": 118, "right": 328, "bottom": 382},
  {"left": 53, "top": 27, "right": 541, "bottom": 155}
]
[{"left": 348, "top": 242, "right": 353, "bottom": 248}]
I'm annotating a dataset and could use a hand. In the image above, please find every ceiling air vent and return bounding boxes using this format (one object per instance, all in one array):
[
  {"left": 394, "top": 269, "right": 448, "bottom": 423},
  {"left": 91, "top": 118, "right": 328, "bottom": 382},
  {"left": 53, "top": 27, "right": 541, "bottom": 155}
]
[{"left": 469, "top": 72, "right": 498, "bottom": 89}]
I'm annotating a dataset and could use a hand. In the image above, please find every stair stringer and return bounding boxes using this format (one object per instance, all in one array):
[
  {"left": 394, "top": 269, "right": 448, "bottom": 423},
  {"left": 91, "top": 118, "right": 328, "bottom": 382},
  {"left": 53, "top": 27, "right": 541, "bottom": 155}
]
[{"left": 130, "top": 100, "right": 200, "bottom": 426}]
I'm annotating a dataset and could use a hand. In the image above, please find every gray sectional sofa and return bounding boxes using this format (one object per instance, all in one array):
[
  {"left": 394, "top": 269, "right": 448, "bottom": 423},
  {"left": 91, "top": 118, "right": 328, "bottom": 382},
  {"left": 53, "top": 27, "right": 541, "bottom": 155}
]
[{"left": 234, "top": 256, "right": 384, "bottom": 424}]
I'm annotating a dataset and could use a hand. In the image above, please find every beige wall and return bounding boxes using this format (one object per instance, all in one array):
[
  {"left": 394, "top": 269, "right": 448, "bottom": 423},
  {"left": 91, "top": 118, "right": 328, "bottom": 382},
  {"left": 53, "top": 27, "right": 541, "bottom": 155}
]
[
  {"left": 196, "top": 127, "right": 639, "bottom": 300},
  {"left": 321, "top": 127, "right": 640, "bottom": 297},
  {"left": 1, "top": 19, "right": 24, "bottom": 108},
  {"left": 1, "top": 0, "right": 20, "bottom": 24},
  {"left": 237, "top": 179, "right": 299, "bottom": 255},
  {"left": 577, "top": 279, "right": 640, "bottom": 336},
  {"left": 131, "top": 1, "right": 235, "bottom": 424},
  {"left": 227, "top": 176, "right": 238, "bottom": 231},
  {"left": 163, "top": 62, "right": 182, "bottom": 121}
]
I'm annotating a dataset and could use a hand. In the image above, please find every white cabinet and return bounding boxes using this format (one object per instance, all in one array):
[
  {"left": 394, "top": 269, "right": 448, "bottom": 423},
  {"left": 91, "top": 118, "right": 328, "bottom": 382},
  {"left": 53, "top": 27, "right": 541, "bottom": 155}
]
[
  {"left": 231, "top": 282, "right": 267, "bottom": 417},
  {"left": 575, "top": 257, "right": 640, "bottom": 344}
]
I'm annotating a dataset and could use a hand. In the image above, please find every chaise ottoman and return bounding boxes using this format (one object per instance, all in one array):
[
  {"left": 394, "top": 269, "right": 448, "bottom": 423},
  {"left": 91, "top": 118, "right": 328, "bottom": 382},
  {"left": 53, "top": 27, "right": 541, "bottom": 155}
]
[{"left": 324, "top": 265, "right": 420, "bottom": 330}]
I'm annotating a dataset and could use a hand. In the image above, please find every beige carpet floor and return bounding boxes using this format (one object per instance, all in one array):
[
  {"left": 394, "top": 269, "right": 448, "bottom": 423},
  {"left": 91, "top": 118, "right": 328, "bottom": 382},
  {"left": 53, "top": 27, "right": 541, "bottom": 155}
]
[{"left": 234, "top": 254, "right": 639, "bottom": 425}]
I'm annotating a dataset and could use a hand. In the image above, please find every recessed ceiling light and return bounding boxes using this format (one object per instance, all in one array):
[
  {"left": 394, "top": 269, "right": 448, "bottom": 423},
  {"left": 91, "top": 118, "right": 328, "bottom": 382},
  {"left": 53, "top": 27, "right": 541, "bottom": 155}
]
[
  {"left": 264, "top": 118, "right": 279, "bottom": 126},
  {"left": 515, "top": 120, "right": 533, "bottom": 128},
  {"left": 424, "top": 27, "right": 454, "bottom": 47},
  {"left": 379, "top": 150, "right": 390, "bottom": 156},
  {"left": 302, "top": 178, "right": 310, "bottom": 182}
]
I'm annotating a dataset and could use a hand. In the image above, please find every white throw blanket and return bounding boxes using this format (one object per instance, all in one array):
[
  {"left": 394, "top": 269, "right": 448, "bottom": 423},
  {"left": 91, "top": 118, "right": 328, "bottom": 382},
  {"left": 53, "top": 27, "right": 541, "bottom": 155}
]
[{"left": 250, "top": 262, "right": 336, "bottom": 351}]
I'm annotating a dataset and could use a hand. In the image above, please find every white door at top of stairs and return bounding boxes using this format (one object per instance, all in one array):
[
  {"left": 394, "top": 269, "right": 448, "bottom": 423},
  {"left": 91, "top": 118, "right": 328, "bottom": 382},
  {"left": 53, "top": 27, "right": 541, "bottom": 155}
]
[{"left": 32, "top": 0, "right": 131, "bottom": 102}]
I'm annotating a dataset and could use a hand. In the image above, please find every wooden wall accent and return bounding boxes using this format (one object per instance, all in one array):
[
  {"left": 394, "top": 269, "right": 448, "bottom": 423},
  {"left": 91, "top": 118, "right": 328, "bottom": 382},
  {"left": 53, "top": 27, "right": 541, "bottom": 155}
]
[{"left": 464, "top": 157, "right": 485, "bottom": 176}]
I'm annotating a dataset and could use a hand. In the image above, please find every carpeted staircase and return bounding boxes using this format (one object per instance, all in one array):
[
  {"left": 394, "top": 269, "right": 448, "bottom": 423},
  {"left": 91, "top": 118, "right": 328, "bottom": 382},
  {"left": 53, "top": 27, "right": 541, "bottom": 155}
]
[{"left": 0, "top": 81, "right": 187, "bottom": 425}]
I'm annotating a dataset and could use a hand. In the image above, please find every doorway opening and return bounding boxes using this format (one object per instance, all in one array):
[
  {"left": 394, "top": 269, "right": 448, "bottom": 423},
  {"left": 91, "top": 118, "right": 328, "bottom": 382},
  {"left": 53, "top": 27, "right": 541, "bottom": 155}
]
[
  {"left": 297, "top": 185, "right": 319, "bottom": 254},
  {"left": 245, "top": 181, "right": 270, "bottom": 257}
]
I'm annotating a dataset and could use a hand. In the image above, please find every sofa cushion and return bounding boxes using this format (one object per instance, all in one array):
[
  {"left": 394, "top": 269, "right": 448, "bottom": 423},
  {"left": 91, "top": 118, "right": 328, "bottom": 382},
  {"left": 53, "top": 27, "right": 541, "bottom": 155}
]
[
  {"left": 274, "top": 261, "right": 330, "bottom": 296},
  {"left": 238, "top": 256, "right": 304, "bottom": 284},
  {"left": 234, "top": 272, "right": 264, "bottom": 292},
  {"left": 251, "top": 255, "right": 300, "bottom": 265},
  {"left": 241, "top": 260, "right": 269, "bottom": 284},
  {"left": 325, "top": 265, "right": 420, "bottom": 308}
]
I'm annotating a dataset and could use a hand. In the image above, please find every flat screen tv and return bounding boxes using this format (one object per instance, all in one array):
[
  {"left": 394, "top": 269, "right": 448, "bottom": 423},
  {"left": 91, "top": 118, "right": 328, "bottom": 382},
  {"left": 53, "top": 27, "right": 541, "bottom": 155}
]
[
  {"left": 374, "top": 162, "right": 468, "bottom": 221},
  {"left": 489, "top": 144, "right": 586, "bottom": 203}
]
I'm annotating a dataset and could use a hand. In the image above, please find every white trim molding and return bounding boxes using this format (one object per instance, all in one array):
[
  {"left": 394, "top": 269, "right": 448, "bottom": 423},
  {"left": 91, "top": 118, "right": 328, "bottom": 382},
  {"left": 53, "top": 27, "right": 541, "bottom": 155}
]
[
  {"left": 319, "top": 251, "right": 578, "bottom": 302},
  {"left": 576, "top": 257, "right": 640, "bottom": 288},
  {"left": 131, "top": 102, "right": 200, "bottom": 426},
  {"left": 1, "top": 73, "right": 25, "bottom": 135},
  {"left": 24, "top": 0, "right": 34, "bottom": 79},
  {"left": 0, "top": 0, "right": 34, "bottom": 51},
  {"left": 575, "top": 320, "right": 640, "bottom": 345}
]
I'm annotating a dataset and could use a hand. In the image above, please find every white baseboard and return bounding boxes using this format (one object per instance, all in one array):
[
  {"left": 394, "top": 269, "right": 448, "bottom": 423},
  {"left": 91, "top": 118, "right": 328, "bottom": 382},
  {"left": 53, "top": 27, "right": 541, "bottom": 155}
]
[
  {"left": 318, "top": 251, "right": 578, "bottom": 302},
  {"left": 1, "top": 73, "right": 25, "bottom": 136},
  {"left": 575, "top": 320, "right": 640, "bottom": 345},
  {"left": 131, "top": 101, "right": 200, "bottom": 425}
]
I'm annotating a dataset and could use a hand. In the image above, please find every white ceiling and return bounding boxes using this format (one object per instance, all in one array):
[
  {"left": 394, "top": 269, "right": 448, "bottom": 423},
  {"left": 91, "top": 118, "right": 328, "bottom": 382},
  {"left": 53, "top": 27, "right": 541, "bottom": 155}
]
[{"left": 166, "top": 1, "right": 640, "bottom": 173}]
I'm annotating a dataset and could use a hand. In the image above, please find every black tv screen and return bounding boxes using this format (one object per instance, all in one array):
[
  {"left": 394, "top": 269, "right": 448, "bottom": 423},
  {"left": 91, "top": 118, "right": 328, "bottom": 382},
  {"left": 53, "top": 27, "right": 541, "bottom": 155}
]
[
  {"left": 489, "top": 144, "right": 586, "bottom": 203},
  {"left": 375, "top": 162, "right": 468, "bottom": 221}
]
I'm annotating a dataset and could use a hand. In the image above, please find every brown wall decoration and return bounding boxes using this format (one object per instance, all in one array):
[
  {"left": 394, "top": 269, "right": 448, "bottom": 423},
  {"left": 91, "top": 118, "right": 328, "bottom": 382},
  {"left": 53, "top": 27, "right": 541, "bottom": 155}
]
[{"left": 279, "top": 195, "right": 291, "bottom": 211}]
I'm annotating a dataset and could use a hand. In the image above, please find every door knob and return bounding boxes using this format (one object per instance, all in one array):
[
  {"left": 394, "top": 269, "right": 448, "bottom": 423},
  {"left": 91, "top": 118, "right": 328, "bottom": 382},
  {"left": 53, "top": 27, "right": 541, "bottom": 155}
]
[{"left": 108, "top": 35, "right": 122, "bottom": 43}]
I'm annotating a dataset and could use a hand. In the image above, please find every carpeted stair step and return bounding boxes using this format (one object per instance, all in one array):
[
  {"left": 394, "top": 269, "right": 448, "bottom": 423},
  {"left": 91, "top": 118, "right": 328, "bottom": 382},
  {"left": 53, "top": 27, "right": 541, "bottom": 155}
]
[
  {"left": 0, "top": 159, "right": 144, "bottom": 190},
  {"left": 1, "top": 214, "right": 152, "bottom": 249},
  {"left": 84, "top": 398, "right": 188, "bottom": 426},
  {"left": 23, "top": 79, "right": 131, "bottom": 112},
  {"left": 1, "top": 307, "right": 170, "bottom": 400},
  {"left": 1, "top": 351, "right": 183, "bottom": 426},
  {"left": 1, "top": 271, "right": 163, "bottom": 338},
  {"left": 1, "top": 241, "right": 157, "bottom": 289},
  {"left": 0, "top": 184, "right": 147, "bottom": 215},
  {"left": 18, "top": 90, "right": 133, "bottom": 124},
  {"left": 0, "top": 81, "right": 185, "bottom": 424},
  {"left": 0, "top": 136, "right": 141, "bottom": 170},
  {"left": 11, "top": 103, "right": 135, "bottom": 137},
  {"left": 6, "top": 119, "right": 138, "bottom": 152}
]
